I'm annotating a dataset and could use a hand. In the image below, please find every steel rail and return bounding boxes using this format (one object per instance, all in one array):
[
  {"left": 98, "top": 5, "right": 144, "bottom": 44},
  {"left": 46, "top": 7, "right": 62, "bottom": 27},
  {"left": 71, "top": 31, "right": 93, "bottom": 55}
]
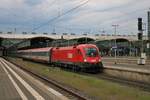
[
  {"left": 81, "top": 72, "right": 150, "bottom": 92},
  {"left": 3, "top": 58, "right": 90, "bottom": 100}
]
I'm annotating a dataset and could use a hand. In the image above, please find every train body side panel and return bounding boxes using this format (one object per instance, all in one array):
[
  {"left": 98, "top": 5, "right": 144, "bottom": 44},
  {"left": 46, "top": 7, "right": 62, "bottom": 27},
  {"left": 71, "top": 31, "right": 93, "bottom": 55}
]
[{"left": 51, "top": 47, "right": 83, "bottom": 64}]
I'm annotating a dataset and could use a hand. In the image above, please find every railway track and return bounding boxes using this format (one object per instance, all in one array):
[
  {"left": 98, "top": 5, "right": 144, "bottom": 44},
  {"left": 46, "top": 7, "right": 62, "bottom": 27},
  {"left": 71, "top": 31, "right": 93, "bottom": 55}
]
[
  {"left": 99, "top": 74, "right": 150, "bottom": 91},
  {"left": 102, "top": 57, "right": 150, "bottom": 65},
  {"left": 81, "top": 73, "right": 150, "bottom": 92},
  {"left": 4, "top": 57, "right": 150, "bottom": 99},
  {"left": 3, "top": 58, "right": 91, "bottom": 100}
]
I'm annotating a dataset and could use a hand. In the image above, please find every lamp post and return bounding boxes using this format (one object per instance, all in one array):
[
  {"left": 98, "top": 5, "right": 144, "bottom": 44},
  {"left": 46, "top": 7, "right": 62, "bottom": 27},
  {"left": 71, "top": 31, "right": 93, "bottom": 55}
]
[
  {"left": 112, "top": 24, "right": 119, "bottom": 64},
  {"left": 142, "top": 23, "right": 146, "bottom": 54},
  {"left": 148, "top": 10, "right": 150, "bottom": 59}
]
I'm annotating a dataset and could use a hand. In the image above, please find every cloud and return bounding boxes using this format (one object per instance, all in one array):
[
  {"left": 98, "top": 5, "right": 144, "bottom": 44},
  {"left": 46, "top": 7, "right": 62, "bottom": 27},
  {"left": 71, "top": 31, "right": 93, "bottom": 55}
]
[
  {"left": 0, "top": 0, "right": 149, "bottom": 34},
  {"left": 24, "top": 0, "right": 43, "bottom": 6},
  {"left": 0, "top": 0, "right": 24, "bottom": 9}
]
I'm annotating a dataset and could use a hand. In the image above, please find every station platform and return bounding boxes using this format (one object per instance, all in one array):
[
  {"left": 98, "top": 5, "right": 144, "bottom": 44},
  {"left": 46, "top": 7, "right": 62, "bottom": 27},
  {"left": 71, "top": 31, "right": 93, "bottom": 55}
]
[
  {"left": 0, "top": 61, "right": 21, "bottom": 99},
  {"left": 103, "top": 63, "right": 150, "bottom": 69},
  {"left": 0, "top": 57, "right": 69, "bottom": 100},
  {"left": 102, "top": 57, "right": 150, "bottom": 75}
]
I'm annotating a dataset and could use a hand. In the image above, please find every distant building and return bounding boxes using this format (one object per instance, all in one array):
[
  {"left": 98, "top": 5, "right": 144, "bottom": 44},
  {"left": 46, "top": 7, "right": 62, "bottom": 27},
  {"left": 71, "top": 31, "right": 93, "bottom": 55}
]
[
  {"left": 71, "top": 33, "right": 75, "bottom": 35},
  {"left": 63, "top": 33, "right": 67, "bottom": 35},
  {"left": 32, "top": 32, "right": 36, "bottom": 34},
  {"left": 22, "top": 32, "right": 27, "bottom": 34},
  {"left": 51, "top": 33, "right": 56, "bottom": 35},
  {"left": 7, "top": 32, "right": 12, "bottom": 34},
  {"left": 43, "top": 33, "right": 48, "bottom": 35}
]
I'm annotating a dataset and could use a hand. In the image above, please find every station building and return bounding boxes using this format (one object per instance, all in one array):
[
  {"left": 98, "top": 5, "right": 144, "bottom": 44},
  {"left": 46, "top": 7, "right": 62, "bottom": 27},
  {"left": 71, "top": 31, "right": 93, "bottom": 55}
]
[{"left": 0, "top": 32, "right": 149, "bottom": 57}]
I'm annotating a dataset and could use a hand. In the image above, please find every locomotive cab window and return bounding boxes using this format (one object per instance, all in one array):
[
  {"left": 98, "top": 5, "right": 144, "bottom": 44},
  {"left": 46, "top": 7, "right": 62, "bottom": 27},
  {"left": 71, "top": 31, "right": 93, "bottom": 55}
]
[{"left": 84, "top": 48, "right": 98, "bottom": 57}]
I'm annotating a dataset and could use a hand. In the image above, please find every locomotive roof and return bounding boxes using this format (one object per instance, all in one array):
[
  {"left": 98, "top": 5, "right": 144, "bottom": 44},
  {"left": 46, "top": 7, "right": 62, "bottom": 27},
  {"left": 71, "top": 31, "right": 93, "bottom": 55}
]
[
  {"left": 77, "top": 44, "right": 97, "bottom": 47},
  {"left": 52, "top": 44, "right": 97, "bottom": 50}
]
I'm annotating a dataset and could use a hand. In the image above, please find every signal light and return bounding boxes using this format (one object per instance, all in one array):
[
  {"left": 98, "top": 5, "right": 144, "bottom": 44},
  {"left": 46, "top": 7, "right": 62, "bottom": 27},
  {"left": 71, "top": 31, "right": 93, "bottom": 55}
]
[
  {"left": 138, "top": 33, "right": 142, "bottom": 40},
  {"left": 138, "top": 18, "right": 142, "bottom": 31}
]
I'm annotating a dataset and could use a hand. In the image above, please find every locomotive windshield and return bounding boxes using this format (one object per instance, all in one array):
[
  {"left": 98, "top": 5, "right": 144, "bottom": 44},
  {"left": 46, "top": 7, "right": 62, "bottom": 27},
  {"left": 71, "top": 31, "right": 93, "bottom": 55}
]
[{"left": 85, "top": 48, "right": 98, "bottom": 57}]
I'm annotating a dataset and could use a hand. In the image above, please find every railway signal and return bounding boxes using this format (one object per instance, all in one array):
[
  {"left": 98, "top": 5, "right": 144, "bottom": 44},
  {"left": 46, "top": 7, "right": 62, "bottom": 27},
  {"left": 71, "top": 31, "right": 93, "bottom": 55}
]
[
  {"left": 138, "top": 18, "right": 143, "bottom": 40},
  {"left": 138, "top": 33, "right": 142, "bottom": 40},
  {"left": 138, "top": 18, "right": 142, "bottom": 31},
  {"left": 137, "top": 17, "right": 146, "bottom": 65}
]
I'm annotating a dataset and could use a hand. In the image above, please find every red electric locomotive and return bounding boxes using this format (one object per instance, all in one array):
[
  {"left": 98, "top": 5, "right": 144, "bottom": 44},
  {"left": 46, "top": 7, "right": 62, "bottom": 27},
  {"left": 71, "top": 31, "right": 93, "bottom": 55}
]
[
  {"left": 51, "top": 44, "right": 103, "bottom": 73},
  {"left": 17, "top": 44, "right": 103, "bottom": 73}
]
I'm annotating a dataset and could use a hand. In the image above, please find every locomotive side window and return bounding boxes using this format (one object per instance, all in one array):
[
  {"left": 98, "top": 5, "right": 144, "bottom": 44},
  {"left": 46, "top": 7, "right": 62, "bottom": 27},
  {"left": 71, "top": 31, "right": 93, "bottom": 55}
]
[{"left": 85, "top": 48, "right": 98, "bottom": 57}]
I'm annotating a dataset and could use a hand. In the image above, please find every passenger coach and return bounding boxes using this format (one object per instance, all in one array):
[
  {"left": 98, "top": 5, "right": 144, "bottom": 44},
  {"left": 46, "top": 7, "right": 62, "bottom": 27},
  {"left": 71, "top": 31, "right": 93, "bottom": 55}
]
[{"left": 17, "top": 44, "right": 103, "bottom": 73}]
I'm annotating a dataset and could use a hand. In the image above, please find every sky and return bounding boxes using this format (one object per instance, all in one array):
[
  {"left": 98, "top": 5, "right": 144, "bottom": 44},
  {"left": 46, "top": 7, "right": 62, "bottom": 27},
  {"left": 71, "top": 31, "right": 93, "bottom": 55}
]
[{"left": 0, "top": 0, "right": 149, "bottom": 35}]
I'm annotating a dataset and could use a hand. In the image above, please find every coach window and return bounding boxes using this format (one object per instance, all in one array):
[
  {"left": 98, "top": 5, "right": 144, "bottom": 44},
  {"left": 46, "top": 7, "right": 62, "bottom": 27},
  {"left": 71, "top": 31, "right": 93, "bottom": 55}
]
[
  {"left": 39, "top": 52, "right": 47, "bottom": 56},
  {"left": 38, "top": 52, "right": 42, "bottom": 56},
  {"left": 45, "top": 52, "right": 48, "bottom": 56},
  {"left": 31, "top": 52, "right": 34, "bottom": 56},
  {"left": 45, "top": 52, "right": 47, "bottom": 56},
  {"left": 43, "top": 52, "right": 46, "bottom": 56}
]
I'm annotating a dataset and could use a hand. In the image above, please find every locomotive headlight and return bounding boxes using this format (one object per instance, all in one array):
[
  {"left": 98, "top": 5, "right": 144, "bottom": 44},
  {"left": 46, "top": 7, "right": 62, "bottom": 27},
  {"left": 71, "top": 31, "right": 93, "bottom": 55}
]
[
  {"left": 84, "top": 59, "right": 87, "bottom": 62},
  {"left": 99, "top": 59, "right": 101, "bottom": 62}
]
